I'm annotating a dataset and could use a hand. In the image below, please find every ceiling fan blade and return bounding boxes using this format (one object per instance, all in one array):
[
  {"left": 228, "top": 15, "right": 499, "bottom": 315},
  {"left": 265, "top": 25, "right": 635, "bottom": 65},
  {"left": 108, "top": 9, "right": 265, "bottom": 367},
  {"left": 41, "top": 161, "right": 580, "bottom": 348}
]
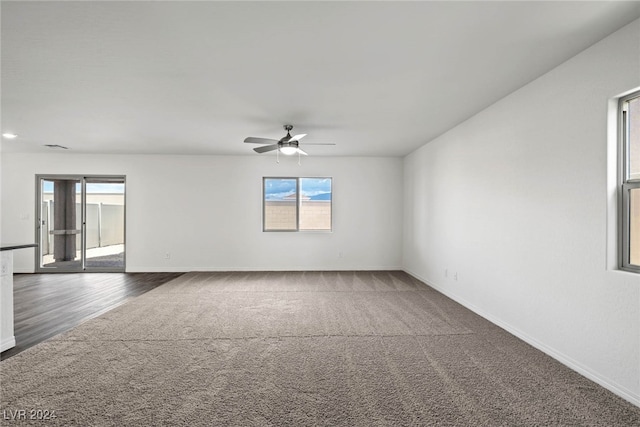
[
  {"left": 290, "top": 133, "right": 307, "bottom": 142},
  {"left": 245, "top": 137, "right": 279, "bottom": 144},
  {"left": 299, "top": 142, "right": 336, "bottom": 146},
  {"left": 254, "top": 144, "right": 279, "bottom": 153},
  {"left": 296, "top": 148, "right": 308, "bottom": 156}
]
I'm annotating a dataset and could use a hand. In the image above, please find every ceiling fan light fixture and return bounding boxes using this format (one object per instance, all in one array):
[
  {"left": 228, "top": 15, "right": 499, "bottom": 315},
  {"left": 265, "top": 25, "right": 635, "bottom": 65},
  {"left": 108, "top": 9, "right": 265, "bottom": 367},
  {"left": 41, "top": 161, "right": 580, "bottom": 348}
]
[{"left": 279, "top": 145, "right": 297, "bottom": 155}]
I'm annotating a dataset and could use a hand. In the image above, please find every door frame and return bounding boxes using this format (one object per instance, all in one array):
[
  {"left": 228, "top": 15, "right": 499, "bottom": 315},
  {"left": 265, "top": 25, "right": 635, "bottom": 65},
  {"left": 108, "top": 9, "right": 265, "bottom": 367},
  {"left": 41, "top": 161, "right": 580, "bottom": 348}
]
[{"left": 35, "top": 174, "right": 126, "bottom": 273}]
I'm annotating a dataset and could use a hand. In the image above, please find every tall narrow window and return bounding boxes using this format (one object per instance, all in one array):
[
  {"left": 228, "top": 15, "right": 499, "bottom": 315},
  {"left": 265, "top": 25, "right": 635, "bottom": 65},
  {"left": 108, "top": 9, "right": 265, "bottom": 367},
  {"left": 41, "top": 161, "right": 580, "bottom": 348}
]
[
  {"left": 263, "top": 177, "right": 332, "bottom": 232},
  {"left": 621, "top": 91, "right": 640, "bottom": 272},
  {"left": 263, "top": 178, "right": 298, "bottom": 231},
  {"left": 299, "top": 178, "right": 332, "bottom": 231}
]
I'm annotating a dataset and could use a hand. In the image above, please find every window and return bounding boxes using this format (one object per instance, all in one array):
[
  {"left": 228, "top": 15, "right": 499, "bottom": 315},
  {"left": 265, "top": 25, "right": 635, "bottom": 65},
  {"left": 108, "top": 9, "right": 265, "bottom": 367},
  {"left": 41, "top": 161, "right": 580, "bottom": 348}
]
[
  {"left": 620, "top": 91, "right": 640, "bottom": 272},
  {"left": 263, "top": 177, "right": 332, "bottom": 231}
]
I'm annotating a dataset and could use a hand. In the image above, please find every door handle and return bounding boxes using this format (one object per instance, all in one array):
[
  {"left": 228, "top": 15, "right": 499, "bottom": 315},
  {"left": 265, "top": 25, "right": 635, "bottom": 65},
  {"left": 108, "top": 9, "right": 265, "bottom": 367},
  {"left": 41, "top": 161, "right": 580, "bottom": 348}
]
[{"left": 49, "top": 229, "right": 81, "bottom": 235}]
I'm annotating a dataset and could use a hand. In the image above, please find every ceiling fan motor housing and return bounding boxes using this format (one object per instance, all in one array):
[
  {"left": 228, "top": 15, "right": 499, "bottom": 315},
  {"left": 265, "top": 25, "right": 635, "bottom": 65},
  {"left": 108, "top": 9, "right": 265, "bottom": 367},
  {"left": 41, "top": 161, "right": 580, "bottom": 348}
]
[{"left": 279, "top": 141, "right": 298, "bottom": 148}]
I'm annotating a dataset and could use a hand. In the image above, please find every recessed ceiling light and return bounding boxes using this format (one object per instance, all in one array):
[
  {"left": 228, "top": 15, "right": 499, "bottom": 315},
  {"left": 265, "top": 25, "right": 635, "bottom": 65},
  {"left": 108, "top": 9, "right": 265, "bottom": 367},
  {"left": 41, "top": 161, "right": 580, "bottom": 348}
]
[{"left": 2, "top": 133, "right": 18, "bottom": 139}]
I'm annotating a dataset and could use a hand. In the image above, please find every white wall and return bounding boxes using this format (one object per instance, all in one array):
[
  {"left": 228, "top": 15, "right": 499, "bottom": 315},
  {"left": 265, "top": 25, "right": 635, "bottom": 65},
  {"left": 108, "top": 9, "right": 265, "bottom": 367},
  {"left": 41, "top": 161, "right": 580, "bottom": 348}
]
[
  {"left": 1, "top": 154, "right": 403, "bottom": 272},
  {"left": 404, "top": 20, "right": 640, "bottom": 405}
]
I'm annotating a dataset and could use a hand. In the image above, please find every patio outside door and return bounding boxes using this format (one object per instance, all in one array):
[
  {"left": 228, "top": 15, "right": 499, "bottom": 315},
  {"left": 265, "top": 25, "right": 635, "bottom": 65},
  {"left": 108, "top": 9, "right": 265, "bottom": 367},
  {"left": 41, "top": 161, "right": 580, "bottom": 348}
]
[{"left": 36, "top": 175, "right": 125, "bottom": 272}]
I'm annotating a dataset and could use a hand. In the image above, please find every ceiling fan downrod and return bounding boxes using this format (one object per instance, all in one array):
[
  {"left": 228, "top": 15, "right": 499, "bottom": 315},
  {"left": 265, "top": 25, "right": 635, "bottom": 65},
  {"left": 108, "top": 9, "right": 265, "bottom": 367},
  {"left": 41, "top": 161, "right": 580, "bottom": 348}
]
[{"left": 282, "top": 124, "right": 293, "bottom": 141}]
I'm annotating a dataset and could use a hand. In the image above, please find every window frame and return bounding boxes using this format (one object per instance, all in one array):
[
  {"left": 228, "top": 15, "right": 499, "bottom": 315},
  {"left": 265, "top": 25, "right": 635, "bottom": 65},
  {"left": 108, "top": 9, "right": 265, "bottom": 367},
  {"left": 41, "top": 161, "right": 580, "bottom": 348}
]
[
  {"left": 619, "top": 90, "right": 640, "bottom": 273},
  {"left": 262, "top": 177, "right": 333, "bottom": 233}
]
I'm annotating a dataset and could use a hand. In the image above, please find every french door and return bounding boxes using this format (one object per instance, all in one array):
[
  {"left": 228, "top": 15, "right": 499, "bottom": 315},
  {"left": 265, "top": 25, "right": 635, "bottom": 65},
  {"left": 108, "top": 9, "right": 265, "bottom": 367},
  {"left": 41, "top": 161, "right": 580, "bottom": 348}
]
[{"left": 36, "top": 175, "right": 126, "bottom": 272}]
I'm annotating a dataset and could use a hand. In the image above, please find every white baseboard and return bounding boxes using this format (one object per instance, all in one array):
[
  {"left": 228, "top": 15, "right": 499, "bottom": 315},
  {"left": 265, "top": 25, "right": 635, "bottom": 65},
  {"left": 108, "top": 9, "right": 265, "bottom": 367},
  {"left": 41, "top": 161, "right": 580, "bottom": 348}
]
[
  {"left": 403, "top": 269, "right": 640, "bottom": 409},
  {"left": 1, "top": 336, "right": 16, "bottom": 352},
  {"left": 126, "top": 266, "right": 403, "bottom": 273},
  {"left": 17, "top": 266, "right": 404, "bottom": 273}
]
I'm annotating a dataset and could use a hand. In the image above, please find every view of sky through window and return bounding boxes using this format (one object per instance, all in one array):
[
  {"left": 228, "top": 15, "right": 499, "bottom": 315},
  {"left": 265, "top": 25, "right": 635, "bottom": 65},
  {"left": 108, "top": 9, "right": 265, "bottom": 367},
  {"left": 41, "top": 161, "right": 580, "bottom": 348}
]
[
  {"left": 628, "top": 96, "right": 640, "bottom": 181},
  {"left": 42, "top": 181, "right": 125, "bottom": 193},
  {"left": 264, "top": 178, "right": 331, "bottom": 200}
]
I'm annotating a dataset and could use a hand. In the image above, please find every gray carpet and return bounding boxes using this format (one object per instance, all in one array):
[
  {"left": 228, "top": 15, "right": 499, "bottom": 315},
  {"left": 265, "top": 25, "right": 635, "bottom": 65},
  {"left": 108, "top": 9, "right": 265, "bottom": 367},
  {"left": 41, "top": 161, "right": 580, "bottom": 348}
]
[{"left": 1, "top": 271, "right": 639, "bottom": 426}]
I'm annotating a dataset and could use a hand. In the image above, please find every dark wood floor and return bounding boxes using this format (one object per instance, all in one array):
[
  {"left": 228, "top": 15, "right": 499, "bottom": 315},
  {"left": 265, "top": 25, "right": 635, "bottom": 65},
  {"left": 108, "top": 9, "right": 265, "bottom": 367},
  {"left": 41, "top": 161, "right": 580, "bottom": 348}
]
[{"left": 1, "top": 272, "right": 183, "bottom": 360}]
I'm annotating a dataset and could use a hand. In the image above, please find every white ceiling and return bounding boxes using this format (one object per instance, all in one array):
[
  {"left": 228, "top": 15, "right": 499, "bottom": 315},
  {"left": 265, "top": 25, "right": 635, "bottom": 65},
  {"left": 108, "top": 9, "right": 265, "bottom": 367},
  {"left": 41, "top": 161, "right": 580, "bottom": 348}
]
[{"left": 2, "top": 1, "right": 640, "bottom": 157}]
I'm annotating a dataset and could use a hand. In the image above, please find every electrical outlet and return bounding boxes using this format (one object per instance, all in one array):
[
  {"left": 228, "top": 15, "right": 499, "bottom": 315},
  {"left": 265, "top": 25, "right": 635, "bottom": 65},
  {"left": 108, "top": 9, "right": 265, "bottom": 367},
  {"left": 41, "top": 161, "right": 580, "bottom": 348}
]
[
  {"left": 445, "top": 269, "right": 448, "bottom": 278},
  {"left": 338, "top": 251, "right": 343, "bottom": 258},
  {"left": 164, "top": 252, "right": 171, "bottom": 260},
  {"left": 454, "top": 272, "right": 458, "bottom": 281}
]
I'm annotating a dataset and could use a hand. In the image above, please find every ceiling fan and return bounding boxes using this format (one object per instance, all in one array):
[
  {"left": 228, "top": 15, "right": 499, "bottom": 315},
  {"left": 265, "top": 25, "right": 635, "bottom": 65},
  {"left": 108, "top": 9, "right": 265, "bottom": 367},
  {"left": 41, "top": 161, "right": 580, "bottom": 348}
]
[{"left": 244, "top": 124, "right": 335, "bottom": 156}]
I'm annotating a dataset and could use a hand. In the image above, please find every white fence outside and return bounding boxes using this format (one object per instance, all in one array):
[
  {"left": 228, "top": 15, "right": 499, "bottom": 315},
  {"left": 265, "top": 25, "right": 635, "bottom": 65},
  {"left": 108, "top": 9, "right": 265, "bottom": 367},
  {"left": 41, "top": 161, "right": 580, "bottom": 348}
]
[{"left": 41, "top": 201, "right": 124, "bottom": 255}]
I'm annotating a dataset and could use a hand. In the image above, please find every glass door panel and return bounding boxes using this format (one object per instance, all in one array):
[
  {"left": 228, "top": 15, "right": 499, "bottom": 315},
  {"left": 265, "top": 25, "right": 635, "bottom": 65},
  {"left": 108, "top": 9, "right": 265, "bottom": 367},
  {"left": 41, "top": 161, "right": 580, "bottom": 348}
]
[
  {"left": 39, "top": 178, "right": 83, "bottom": 270},
  {"left": 84, "top": 179, "right": 125, "bottom": 270}
]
